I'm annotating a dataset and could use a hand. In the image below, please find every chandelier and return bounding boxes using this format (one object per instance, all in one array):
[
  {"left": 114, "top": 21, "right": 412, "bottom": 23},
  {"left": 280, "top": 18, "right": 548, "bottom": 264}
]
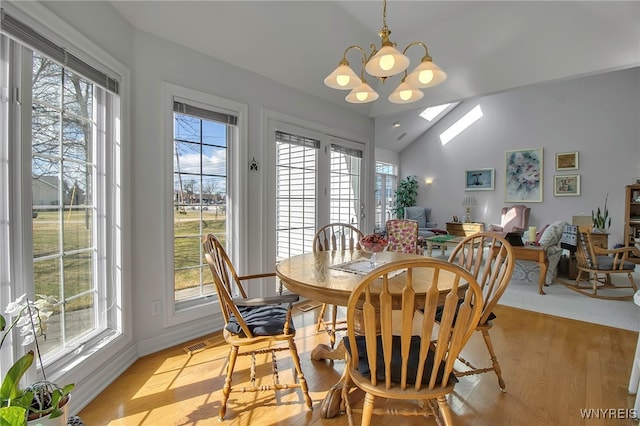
[{"left": 324, "top": 0, "right": 446, "bottom": 104}]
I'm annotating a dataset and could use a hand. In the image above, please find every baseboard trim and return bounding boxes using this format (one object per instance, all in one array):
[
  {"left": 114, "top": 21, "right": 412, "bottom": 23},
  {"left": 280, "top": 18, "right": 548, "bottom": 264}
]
[{"left": 136, "top": 314, "right": 225, "bottom": 357}]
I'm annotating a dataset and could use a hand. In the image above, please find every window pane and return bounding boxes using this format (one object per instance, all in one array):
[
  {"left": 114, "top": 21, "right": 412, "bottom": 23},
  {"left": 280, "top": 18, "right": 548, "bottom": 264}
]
[
  {"left": 330, "top": 145, "right": 361, "bottom": 227},
  {"left": 62, "top": 116, "right": 92, "bottom": 163},
  {"left": 65, "top": 293, "right": 95, "bottom": 342},
  {"left": 374, "top": 161, "right": 398, "bottom": 230},
  {"left": 202, "top": 145, "right": 226, "bottom": 176},
  {"left": 275, "top": 137, "right": 317, "bottom": 260},
  {"left": 31, "top": 51, "right": 99, "bottom": 357},
  {"left": 32, "top": 55, "right": 61, "bottom": 107},
  {"left": 63, "top": 252, "right": 93, "bottom": 298},
  {"left": 32, "top": 107, "right": 60, "bottom": 157},
  {"left": 173, "top": 110, "right": 229, "bottom": 302},
  {"left": 63, "top": 69, "right": 93, "bottom": 119},
  {"left": 63, "top": 208, "right": 92, "bottom": 252},
  {"left": 202, "top": 120, "right": 227, "bottom": 148}
]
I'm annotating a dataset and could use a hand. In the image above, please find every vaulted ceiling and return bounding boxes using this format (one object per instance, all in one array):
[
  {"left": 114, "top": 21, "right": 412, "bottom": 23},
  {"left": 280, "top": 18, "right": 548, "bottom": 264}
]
[{"left": 110, "top": 1, "right": 640, "bottom": 152}]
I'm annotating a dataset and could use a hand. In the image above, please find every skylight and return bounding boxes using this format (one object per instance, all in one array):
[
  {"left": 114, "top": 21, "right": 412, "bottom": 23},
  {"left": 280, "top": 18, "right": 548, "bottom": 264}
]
[
  {"left": 419, "top": 103, "right": 453, "bottom": 121},
  {"left": 440, "top": 105, "right": 483, "bottom": 145}
]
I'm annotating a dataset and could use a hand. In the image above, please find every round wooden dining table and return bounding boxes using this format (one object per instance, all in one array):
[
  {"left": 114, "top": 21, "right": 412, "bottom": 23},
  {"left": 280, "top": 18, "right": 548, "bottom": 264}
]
[{"left": 275, "top": 249, "right": 466, "bottom": 418}]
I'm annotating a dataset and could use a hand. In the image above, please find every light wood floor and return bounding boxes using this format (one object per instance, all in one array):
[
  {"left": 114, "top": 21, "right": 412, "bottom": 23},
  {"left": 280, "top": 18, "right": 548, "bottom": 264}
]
[{"left": 79, "top": 304, "right": 639, "bottom": 425}]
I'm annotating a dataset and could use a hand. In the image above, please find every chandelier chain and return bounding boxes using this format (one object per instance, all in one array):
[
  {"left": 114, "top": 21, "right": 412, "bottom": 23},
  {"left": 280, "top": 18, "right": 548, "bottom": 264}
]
[{"left": 382, "top": 0, "right": 387, "bottom": 28}]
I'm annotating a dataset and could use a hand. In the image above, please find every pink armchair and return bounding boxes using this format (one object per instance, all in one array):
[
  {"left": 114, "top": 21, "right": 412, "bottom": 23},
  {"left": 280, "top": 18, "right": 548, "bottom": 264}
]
[{"left": 488, "top": 205, "right": 530, "bottom": 234}]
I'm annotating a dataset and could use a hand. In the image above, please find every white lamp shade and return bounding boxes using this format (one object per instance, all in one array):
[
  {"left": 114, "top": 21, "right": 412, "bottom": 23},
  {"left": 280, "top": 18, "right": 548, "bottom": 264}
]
[
  {"left": 405, "top": 60, "right": 447, "bottom": 88},
  {"left": 388, "top": 80, "right": 424, "bottom": 104},
  {"left": 365, "top": 45, "right": 410, "bottom": 77},
  {"left": 345, "top": 81, "right": 379, "bottom": 103},
  {"left": 324, "top": 63, "right": 361, "bottom": 90},
  {"left": 462, "top": 195, "right": 477, "bottom": 206}
]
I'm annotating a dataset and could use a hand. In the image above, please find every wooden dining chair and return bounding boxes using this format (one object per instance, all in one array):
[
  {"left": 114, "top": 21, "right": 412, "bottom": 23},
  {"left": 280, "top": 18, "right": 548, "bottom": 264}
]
[
  {"left": 202, "top": 234, "right": 313, "bottom": 420},
  {"left": 341, "top": 257, "right": 483, "bottom": 426},
  {"left": 565, "top": 225, "right": 638, "bottom": 300},
  {"left": 312, "top": 223, "right": 364, "bottom": 348},
  {"left": 447, "top": 232, "right": 514, "bottom": 391},
  {"left": 385, "top": 219, "right": 419, "bottom": 254}
]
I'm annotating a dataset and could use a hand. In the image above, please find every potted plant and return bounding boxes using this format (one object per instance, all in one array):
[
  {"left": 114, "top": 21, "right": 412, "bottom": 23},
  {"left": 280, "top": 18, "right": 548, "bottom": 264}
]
[
  {"left": 393, "top": 175, "right": 419, "bottom": 219},
  {"left": 592, "top": 194, "right": 611, "bottom": 233},
  {"left": 0, "top": 294, "right": 74, "bottom": 425}
]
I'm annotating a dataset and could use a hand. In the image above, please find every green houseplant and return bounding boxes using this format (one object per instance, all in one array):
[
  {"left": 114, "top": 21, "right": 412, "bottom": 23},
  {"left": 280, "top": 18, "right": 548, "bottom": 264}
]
[
  {"left": 1, "top": 294, "right": 74, "bottom": 425},
  {"left": 393, "top": 175, "right": 419, "bottom": 219},
  {"left": 592, "top": 194, "right": 611, "bottom": 233}
]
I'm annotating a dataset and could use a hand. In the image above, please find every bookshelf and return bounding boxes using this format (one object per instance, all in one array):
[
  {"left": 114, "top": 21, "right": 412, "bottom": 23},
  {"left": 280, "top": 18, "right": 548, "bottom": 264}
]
[{"left": 625, "top": 184, "right": 640, "bottom": 263}]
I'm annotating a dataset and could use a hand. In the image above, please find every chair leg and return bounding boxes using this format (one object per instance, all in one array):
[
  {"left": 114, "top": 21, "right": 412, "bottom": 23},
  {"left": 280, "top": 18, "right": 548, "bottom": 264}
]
[
  {"left": 361, "top": 392, "right": 375, "bottom": 426},
  {"left": 220, "top": 345, "right": 238, "bottom": 420},
  {"left": 317, "top": 303, "right": 328, "bottom": 332},
  {"left": 330, "top": 304, "right": 339, "bottom": 348},
  {"left": 341, "top": 370, "right": 354, "bottom": 426},
  {"left": 436, "top": 395, "right": 454, "bottom": 426},
  {"left": 481, "top": 329, "right": 506, "bottom": 391},
  {"left": 288, "top": 339, "right": 313, "bottom": 409},
  {"left": 628, "top": 273, "right": 638, "bottom": 292}
]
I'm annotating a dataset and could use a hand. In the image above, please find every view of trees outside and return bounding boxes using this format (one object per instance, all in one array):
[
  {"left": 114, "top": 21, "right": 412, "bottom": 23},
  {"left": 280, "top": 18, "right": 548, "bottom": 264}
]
[
  {"left": 173, "top": 113, "right": 228, "bottom": 301},
  {"left": 31, "top": 52, "right": 97, "bottom": 356}
]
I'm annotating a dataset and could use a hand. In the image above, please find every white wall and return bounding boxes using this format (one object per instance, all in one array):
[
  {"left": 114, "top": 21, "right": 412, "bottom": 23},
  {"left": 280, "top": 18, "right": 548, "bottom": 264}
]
[
  {"left": 129, "top": 30, "right": 372, "bottom": 348},
  {"left": 375, "top": 147, "right": 399, "bottom": 165},
  {"left": 400, "top": 67, "right": 640, "bottom": 247}
]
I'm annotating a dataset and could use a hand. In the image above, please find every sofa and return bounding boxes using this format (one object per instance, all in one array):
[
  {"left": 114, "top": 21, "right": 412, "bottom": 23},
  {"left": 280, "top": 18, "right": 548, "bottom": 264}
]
[
  {"left": 511, "top": 220, "right": 569, "bottom": 285},
  {"left": 403, "top": 207, "right": 440, "bottom": 238}
]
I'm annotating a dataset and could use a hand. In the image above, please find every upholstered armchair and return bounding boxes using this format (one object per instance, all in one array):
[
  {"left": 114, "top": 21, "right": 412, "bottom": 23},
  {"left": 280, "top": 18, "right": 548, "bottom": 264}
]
[
  {"left": 403, "top": 206, "right": 439, "bottom": 238},
  {"left": 512, "top": 220, "right": 569, "bottom": 285},
  {"left": 488, "top": 205, "right": 531, "bottom": 233}
]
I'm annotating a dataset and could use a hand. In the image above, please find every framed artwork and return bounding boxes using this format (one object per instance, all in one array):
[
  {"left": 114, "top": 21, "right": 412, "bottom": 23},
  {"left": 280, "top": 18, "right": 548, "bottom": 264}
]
[
  {"left": 505, "top": 147, "right": 543, "bottom": 202},
  {"left": 465, "top": 168, "right": 495, "bottom": 191},
  {"left": 556, "top": 151, "right": 579, "bottom": 170},
  {"left": 554, "top": 174, "right": 581, "bottom": 196}
]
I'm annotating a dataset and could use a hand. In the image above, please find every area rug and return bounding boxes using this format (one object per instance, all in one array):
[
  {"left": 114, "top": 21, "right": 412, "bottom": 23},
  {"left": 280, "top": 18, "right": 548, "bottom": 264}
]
[
  {"left": 429, "top": 249, "right": 640, "bottom": 332},
  {"left": 498, "top": 276, "right": 640, "bottom": 332}
]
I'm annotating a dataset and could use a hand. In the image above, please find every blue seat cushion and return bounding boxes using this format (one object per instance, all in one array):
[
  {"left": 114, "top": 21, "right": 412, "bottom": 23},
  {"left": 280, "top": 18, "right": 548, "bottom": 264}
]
[
  {"left": 343, "top": 334, "right": 457, "bottom": 386},
  {"left": 225, "top": 304, "right": 294, "bottom": 336},
  {"left": 595, "top": 256, "right": 636, "bottom": 271}
]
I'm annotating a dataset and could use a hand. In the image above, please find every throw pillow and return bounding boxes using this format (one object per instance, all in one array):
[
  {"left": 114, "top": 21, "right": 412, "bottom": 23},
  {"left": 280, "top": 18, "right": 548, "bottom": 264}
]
[
  {"left": 538, "top": 221, "right": 565, "bottom": 246},
  {"left": 535, "top": 224, "right": 550, "bottom": 244}
]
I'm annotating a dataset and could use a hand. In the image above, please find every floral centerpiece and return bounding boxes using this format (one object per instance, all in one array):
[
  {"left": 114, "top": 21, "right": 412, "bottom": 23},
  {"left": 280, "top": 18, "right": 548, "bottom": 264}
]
[{"left": 0, "top": 294, "right": 74, "bottom": 425}]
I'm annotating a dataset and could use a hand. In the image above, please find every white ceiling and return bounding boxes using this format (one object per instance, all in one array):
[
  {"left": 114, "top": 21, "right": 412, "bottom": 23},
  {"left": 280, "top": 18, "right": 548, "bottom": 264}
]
[{"left": 109, "top": 1, "right": 640, "bottom": 152}]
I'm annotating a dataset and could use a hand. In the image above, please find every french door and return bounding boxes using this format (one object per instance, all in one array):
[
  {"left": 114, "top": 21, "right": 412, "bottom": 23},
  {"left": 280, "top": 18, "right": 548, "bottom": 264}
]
[{"left": 274, "top": 123, "right": 365, "bottom": 262}]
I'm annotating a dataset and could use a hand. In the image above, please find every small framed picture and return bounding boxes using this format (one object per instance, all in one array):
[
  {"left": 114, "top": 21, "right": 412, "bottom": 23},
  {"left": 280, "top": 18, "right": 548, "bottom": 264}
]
[
  {"left": 554, "top": 174, "right": 581, "bottom": 197},
  {"left": 555, "top": 151, "right": 578, "bottom": 170},
  {"left": 465, "top": 168, "right": 495, "bottom": 191}
]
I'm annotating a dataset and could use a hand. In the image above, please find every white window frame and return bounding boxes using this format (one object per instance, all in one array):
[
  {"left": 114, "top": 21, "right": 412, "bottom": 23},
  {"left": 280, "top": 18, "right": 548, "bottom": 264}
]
[
  {"left": 0, "top": 0, "right": 130, "bottom": 389},
  {"left": 162, "top": 82, "right": 248, "bottom": 327}
]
